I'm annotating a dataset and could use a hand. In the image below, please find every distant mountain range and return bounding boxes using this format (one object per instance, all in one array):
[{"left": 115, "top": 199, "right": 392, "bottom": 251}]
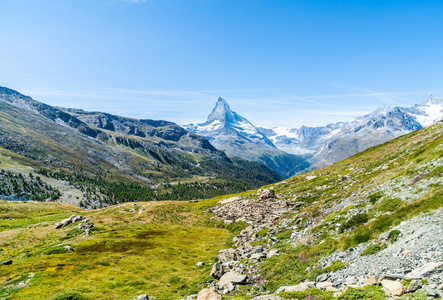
[
  {"left": 185, "top": 98, "right": 309, "bottom": 178},
  {"left": 261, "top": 94, "right": 443, "bottom": 168},
  {"left": 0, "top": 86, "right": 282, "bottom": 207},
  {"left": 186, "top": 95, "right": 443, "bottom": 174}
]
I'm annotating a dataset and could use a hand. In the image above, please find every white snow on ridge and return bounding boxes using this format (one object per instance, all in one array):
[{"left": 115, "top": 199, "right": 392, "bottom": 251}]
[
  {"left": 412, "top": 104, "right": 443, "bottom": 127},
  {"left": 272, "top": 127, "right": 300, "bottom": 139}
]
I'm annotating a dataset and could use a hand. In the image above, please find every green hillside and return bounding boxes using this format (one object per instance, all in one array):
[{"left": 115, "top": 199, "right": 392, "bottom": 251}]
[{"left": 1, "top": 120, "right": 443, "bottom": 299}]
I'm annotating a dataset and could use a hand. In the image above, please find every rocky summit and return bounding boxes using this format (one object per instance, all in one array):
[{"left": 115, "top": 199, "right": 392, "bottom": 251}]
[{"left": 185, "top": 98, "right": 309, "bottom": 178}]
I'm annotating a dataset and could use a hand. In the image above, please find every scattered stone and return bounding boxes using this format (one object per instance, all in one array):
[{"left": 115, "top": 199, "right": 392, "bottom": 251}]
[
  {"left": 1, "top": 260, "right": 12, "bottom": 265},
  {"left": 218, "top": 271, "right": 238, "bottom": 287},
  {"left": 317, "top": 281, "right": 334, "bottom": 290},
  {"left": 267, "top": 249, "right": 279, "bottom": 258},
  {"left": 78, "top": 221, "right": 94, "bottom": 236},
  {"left": 258, "top": 188, "right": 275, "bottom": 201},
  {"left": 316, "top": 273, "right": 329, "bottom": 282},
  {"left": 252, "top": 295, "right": 278, "bottom": 300},
  {"left": 55, "top": 215, "right": 85, "bottom": 229},
  {"left": 381, "top": 279, "right": 406, "bottom": 297},
  {"left": 136, "top": 295, "right": 149, "bottom": 300},
  {"left": 406, "top": 279, "right": 422, "bottom": 293},
  {"left": 219, "top": 196, "right": 242, "bottom": 205},
  {"left": 283, "top": 282, "right": 315, "bottom": 292},
  {"left": 250, "top": 253, "right": 266, "bottom": 261},
  {"left": 64, "top": 245, "right": 74, "bottom": 252},
  {"left": 196, "top": 262, "right": 204, "bottom": 266},
  {"left": 197, "top": 287, "right": 222, "bottom": 300}
]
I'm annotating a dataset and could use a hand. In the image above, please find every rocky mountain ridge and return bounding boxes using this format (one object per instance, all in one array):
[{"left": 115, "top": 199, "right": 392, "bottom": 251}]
[
  {"left": 263, "top": 94, "right": 443, "bottom": 168},
  {"left": 0, "top": 86, "right": 282, "bottom": 207}
]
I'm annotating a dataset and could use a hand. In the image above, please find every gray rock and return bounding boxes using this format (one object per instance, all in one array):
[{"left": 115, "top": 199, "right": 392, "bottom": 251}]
[
  {"left": 64, "top": 245, "right": 74, "bottom": 252},
  {"left": 231, "top": 275, "right": 247, "bottom": 284},
  {"left": 55, "top": 215, "right": 85, "bottom": 229},
  {"left": 316, "top": 273, "right": 329, "bottom": 282},
  {"left": 210, "top": 262, "right": 224, "bottom": 279},
  {"left": 1, "top": 260, "right": 12, "bottom": 265},
  {"left": 406, "top": 262, "right": 443, "bottom": 279},
  {"left": 136, "top": 295, "right": 149, "bottom": 300},
  {"left": 196, "top": 262, "right": 204, "bottom": 266},
  {"left": 406, "top": 279, "right": 422, "bottom": 293}
]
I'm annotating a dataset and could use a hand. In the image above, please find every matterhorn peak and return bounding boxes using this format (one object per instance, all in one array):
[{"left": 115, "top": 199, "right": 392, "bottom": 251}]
[{"left": 206, "top": 97, "right": 240, "bottom": 124}]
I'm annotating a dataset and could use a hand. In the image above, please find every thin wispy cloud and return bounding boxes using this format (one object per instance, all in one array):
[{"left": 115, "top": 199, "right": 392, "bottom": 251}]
[
  {"left": 106, "top": 0, "right": 147, "bottom": 6},
  {"left": 21, "top": 86, "right": 430, "bottom": 129}
]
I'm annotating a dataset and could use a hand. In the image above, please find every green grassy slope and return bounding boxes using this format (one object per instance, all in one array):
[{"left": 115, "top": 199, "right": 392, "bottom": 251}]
[
  {"left": 0, "top": 197, "right": 238, "bottom": 299},
  {"left": 1, "top": 121, "right": 443, "bottom": 299}
]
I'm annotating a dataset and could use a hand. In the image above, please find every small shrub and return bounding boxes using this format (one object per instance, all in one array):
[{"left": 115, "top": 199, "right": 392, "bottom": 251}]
[
  {"left": 98, "top": 260, "right": 111, "bottom": 266},
  {"left": 52, "top": 292, "right": 86, "bottom": 300},
  {"left": 43, "top": 246, "right": 69, "bottom": 255},
  {"left": 340, "top": 213, "right": 369, "bottom": 233},
  {"left": 360, "top": 243, "right": 387, "bottom": 256},
  {"left": 168, "top": 275, "right": 182, "bottom": 284},
  {"left": 377, "top": 197, "right": 402, "bottom": 212},
  {"left": 323, "top": 260, "right": 347, "bottom": 273},
  {"left": 368, "top": 192, "right": 383, "bottom": 204},
  {"left": 338, "top": 286, "right": 385, "bottom": 300},
  {"left": 256, "top": 228, "right": 270, "bottom": 237},
  {"left": 276, "top": 230, "right": 292, "bottom": 240},
  {"left": 351, "top": 227, "right": 371, "bottom": 245},
  {"left": 280, "top": 288, "right": 334, "bottom": 300},
  {"left": 388, "top": 230, "right": 401, "bottom": 242}
]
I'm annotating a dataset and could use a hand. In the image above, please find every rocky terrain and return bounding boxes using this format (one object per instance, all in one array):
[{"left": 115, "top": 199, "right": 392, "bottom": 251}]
[{"left": 187, "top": 120, "right": 443, "bottom": 299}]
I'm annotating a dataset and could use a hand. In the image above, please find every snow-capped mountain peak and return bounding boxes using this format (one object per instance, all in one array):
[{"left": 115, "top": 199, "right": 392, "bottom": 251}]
[
  {"left": 370, "top": 105, "right": 392, "bottom": 117},
  {"left": 421, "top": 94, "right": 443, "bottom": 106},
  {"left": 206, "top": 97, "right": 238, "bottom": 123},
  {"left": 185, "top": 97, "right": 310, "bottom": 178}
]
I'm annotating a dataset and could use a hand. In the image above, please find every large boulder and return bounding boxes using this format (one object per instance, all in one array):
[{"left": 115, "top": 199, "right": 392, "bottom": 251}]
[
  {"left": 406, "top": 262, "right": 443, "bottom": 279},
  {"left": 381, "top": 280, "right": 406, "bottom": 297},
  {"left": 283, "top": 281, "right": 315, "bottom": 292},
  {"left": 219, "top": 271, "right": 238, "bottom": 287},
  {"left": 259, "top": 188, "right": 275, "bottom": 201},
  {"left": 406, "top": 279, "right": 423, "bottom": 293},
  {"left": 197, "top": 287, "right": 222, "bottom": 300},
  {"left": 216, "top": 248, "right": 237, "bottom": 263},
  {"left": 210, "top": 262, "right": 224, "bottom": 279},
  {"left": 55, "top": 215, "right": 85, "bottom": 229}
]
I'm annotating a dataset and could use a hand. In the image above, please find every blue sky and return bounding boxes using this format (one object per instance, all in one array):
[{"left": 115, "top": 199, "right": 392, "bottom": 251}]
[{"left": 1, "top": 0, "right": 442, "bottom": 128}]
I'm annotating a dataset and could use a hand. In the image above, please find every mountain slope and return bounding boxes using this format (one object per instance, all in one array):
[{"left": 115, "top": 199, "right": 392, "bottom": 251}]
[
  {"left": 200, "top": 119, "right": 443, "bottom": 299},
  {"left": 262, "top": 94, "right": 442, "bottom": 169},
  {"left": 0, "top": 86, "right": 282, "bottom": 207},
  {"left": 185, "top": 97, "right": 309, "bottom": 178},
  {"left": 2, "top": 115, "right": 443, "bottom": 300}
]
